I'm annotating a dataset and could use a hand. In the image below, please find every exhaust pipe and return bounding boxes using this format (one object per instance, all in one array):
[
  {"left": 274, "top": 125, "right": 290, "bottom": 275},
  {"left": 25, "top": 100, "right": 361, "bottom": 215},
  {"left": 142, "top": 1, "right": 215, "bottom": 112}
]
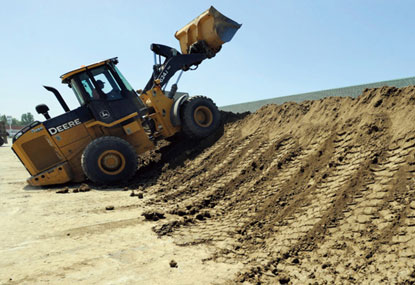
[{"left": 43, "top": 86, "right": 70, "bottom": 113}]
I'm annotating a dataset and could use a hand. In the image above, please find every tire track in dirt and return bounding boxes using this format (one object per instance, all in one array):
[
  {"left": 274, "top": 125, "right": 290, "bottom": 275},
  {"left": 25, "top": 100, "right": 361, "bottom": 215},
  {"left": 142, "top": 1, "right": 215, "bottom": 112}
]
[
  {"left": 168, "top": 135, "right": 298, "bottom": 245},
  {"left": 139, "top": 86, "right": 415, "bottom": 284},
  {"left": 281, "top": 135, "right": 415, "bottom": 284},
  {"left": 151, "top": 134, "right": 295, "bottom": 238},
  {"left": 267, "top": 132, "right": 371, "bottom": 253},
  {"left": 155, "top": 123, "right": 243, "bottom": 193},
  {"left": 361, "top": 136, "right": 415, "bottom": 283},
  {"left": 160, "top": 131, "right": 258, "bottom": 204},
  {"left": 234, "top": 129, "right": 378, "bottom": 282}
]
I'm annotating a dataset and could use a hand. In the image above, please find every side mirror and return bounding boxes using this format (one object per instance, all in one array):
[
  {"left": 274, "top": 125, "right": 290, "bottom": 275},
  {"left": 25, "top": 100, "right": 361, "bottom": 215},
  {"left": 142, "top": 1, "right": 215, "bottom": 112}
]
[{"left": 36, "top": 104, "right": 51, "bottom": 120}]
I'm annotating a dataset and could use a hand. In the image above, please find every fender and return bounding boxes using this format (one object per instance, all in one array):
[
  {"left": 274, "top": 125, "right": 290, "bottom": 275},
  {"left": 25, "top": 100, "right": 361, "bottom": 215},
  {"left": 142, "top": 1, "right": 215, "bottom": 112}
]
[{"left": 170, "top": 94, "right": 189, "bottom": 126}]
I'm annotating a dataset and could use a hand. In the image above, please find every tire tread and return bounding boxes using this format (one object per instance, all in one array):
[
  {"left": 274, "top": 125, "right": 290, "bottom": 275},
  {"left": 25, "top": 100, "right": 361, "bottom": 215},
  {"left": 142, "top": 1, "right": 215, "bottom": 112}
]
[
  {"left": 81, "top": 136, "right": 137, "bottom": 184},
  {"left": 181, "top": 96, "right": 220, "bottom": 139}
]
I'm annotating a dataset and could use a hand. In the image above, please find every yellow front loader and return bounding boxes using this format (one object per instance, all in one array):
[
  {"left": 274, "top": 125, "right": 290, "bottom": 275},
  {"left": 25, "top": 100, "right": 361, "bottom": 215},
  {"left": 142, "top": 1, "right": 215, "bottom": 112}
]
[{"left": 11, "top": 6, "right": 241, "bottom": 186}]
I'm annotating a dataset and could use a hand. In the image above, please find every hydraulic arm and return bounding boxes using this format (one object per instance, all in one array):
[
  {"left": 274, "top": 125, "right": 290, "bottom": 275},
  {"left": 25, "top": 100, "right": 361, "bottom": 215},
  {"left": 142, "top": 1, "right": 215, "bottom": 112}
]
[{"left": 143, "top": 44, "right": 208, "bottom": 93}]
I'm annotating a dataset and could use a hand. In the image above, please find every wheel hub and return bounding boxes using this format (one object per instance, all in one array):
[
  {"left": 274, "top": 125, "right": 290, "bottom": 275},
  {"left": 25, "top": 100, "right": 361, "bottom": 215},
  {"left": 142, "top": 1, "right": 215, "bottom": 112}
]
[
  {"left": 194, "top": 106, "right": 213, "bottom": 127},
  {"left": 98, "top": 150, "right": 126, "bottom": 175}
]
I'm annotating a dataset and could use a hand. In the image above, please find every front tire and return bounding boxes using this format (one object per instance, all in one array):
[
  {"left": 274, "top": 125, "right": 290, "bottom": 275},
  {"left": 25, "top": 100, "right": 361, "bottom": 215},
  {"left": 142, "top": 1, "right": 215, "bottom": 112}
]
[
  {"left": 180, "top": 96, "right": 220, "bottom": 139},
  {"left": 0, "top": 137, "right": 4, "bottom": 147},
  {"left": 81, "top": 136, "right": 138, "bottom": 184}
]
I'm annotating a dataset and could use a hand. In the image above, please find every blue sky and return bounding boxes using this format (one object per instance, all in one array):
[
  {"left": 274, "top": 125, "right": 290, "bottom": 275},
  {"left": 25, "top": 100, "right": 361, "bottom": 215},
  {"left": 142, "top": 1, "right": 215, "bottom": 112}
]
[{"left": 1, "top": 0, "right": 415, "bottom": 120}]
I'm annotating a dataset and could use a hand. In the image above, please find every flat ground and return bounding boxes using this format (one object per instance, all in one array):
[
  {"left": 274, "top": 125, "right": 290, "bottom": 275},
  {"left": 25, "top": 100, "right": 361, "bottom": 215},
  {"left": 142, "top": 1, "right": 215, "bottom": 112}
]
[{"left": 0, "top": 143, "right": 240, "bottom": 284}]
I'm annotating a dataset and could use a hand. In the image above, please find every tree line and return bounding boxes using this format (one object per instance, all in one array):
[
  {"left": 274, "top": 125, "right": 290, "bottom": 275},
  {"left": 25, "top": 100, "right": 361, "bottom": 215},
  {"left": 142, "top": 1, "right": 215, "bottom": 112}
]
[{"left": 0, "top": 113, "right": 35, "bottom": 127}]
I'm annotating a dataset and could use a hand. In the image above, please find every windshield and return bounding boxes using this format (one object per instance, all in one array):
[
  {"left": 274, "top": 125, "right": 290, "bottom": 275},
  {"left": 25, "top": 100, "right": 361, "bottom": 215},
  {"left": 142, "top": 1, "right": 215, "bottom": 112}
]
[
  {"left": 113, "top": 65, "right": 135, "bottom": 92},
  {"left": 90, "top": 66, "right": 123, "bottom": 100},
  {"left": 69, "top": 65, "right": 124, "bottom": 105},
  {"left": 70, "top": 80, "right": 85, "bottom": 105}
]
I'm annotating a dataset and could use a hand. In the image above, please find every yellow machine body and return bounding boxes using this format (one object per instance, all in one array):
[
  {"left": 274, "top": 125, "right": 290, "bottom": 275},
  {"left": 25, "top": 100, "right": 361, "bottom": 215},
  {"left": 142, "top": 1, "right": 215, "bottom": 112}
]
[{"left": 12, "top": 84, "right": 181, "bottom": 186}]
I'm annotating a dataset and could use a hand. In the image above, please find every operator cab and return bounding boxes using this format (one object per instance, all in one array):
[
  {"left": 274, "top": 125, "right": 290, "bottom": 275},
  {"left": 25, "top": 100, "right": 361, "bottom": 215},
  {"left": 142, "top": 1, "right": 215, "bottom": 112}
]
[
  {"left": 61, "top": 57, "right": 147, "bottom": 124},
  {"left": 17, "top": 58, "right": 149, "bottom": 144}
]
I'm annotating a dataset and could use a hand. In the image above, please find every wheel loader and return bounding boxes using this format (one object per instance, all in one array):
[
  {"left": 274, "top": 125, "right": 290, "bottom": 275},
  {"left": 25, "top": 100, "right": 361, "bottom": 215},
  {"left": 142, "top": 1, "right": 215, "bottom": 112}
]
[{"left": 11, "top": 6, "right": 241, "bottom": 186}]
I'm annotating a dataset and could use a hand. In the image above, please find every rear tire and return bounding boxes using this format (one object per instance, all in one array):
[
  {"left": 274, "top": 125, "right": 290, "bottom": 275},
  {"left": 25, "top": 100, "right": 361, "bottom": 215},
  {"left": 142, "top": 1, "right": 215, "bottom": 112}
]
[
  {"left": 81, "top": 136, "right": 138, "bottom": 184},
  {"left": 0, "top": 137, "right": 4, "bottom": 147},
  {"left": 180, "top": 96, "right": 220, "bottom": 139}
]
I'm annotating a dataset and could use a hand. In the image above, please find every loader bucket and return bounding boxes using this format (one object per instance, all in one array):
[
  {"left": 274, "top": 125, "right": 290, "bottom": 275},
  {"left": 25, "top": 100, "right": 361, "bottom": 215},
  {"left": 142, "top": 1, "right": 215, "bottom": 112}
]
[{"left": 175, "top": 6, "right": 241, "bottom": 55}]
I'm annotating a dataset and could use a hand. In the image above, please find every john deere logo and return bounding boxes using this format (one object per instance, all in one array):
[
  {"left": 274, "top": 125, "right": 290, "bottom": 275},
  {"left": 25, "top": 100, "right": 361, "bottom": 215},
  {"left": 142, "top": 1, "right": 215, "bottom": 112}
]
[
  {"left": 48, "top": 118, "right": 81, "bottom": 135},
  {"left": 99, "top": 110, "right": 110, "bottom": 119}
]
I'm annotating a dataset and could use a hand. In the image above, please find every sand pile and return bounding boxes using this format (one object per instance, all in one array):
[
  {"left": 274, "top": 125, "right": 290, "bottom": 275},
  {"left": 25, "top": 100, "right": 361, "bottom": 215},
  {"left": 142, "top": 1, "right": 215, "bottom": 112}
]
[{"left": 136, "top": 86, "right": 415, "bottom": 284}]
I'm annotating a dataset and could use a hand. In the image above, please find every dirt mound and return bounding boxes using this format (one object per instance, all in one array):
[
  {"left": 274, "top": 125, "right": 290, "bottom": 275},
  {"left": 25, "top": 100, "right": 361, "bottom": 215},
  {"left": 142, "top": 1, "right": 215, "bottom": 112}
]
[{"left": 139, "top": 86, "right": 415, "bottom": 284}]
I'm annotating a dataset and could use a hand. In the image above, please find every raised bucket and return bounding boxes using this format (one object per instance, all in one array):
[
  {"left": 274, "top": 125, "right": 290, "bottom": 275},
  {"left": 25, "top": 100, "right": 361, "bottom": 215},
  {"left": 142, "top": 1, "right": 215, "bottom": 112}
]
[{"left": 175, "top": 6, "right": 241, "bottom": 55}]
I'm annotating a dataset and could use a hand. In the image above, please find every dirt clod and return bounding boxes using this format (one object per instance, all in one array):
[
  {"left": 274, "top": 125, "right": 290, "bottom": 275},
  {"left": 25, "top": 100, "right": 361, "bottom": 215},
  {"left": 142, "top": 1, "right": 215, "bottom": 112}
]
[
  {"left": 79, "top": 184, "right": 90, "bottom": 192},
  {"left": 169, "top": 260, "right": 178, "bottom": 268},
  {"left": 56, "top": 188, "right": 69, "bottom": 194},
  {"left": 142, "top": 211, "right": 165, "bottom": 221}
]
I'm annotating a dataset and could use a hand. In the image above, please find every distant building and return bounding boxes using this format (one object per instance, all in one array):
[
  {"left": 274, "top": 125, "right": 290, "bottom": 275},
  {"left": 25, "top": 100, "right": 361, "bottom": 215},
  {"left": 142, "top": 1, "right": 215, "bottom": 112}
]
[
  {"left": 220, "top": 76, "right": 415, "bottom": 113},
  {"left": 7, "top": 126, "right": 23, "bottom": 138}
]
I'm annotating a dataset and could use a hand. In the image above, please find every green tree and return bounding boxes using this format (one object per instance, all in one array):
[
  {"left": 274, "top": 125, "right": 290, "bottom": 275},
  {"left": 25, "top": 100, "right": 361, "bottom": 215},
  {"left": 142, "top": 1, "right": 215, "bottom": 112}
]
[
  {"left": 0, "top": 115, "right": 6, "bottom": 124},
  {"left": 12, "top": 118, "right": 21, "bottom": 126},
  {"left": 21, "top": 112, "right": 34, "bottom": 125}
]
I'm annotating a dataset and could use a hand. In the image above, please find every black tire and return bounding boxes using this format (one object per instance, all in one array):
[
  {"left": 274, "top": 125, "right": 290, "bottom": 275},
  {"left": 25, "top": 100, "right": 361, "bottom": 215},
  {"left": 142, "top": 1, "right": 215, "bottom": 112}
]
[
  {"left": 81, "top": 136, "right": 138, "bottom": 184},
  {"left": 180, "top": 96, "right": 221, "bottom": 139},
  {"left": 0, "top": 137, "right": 4, "bottom": 147}
]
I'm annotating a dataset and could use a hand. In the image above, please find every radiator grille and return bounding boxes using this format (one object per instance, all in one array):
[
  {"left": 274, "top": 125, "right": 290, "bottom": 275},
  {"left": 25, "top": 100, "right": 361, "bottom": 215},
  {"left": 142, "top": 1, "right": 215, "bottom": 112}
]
[{"left": 22, "top": 136, "right": 61, "bottom": 172}]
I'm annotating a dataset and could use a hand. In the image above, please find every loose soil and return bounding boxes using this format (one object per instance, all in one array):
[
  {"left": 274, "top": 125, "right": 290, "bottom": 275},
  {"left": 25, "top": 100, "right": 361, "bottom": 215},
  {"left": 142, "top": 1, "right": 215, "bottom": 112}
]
[
  {"left": 2, "top": 86, "right": 415, "bottom": 284},
  {"left": 139, "top": 86, "right": 415, "bottom": 284}
]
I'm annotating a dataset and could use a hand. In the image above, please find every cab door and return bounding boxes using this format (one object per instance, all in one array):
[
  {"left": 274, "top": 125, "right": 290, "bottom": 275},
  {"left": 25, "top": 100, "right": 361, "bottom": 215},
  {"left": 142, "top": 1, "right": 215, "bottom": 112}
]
[{"left": 78, "top": 66, "right": 140, "bottom": 124}]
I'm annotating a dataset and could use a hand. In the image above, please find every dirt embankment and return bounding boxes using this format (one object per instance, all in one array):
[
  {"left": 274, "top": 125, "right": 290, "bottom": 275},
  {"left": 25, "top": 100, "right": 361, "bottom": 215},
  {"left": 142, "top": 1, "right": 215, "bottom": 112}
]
[{"left": 138, "top": 86, "right": 415, "bottom": 284}]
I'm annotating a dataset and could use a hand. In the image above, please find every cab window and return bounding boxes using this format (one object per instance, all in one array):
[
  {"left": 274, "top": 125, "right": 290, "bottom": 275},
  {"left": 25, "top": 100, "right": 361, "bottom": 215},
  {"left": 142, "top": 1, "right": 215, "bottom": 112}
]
[
  {"left": 71, "top": 82, "right": 85, "bottom": 105},
  {"left": 81, "top": 78, "right": 94, "bottom": 98},
  {"left": 71, "top": 71, "right": 95, "bottom": 100},
  {"left": 69, "top": 65, "right": 125, "bottom": 105},
  {"left": 90, "top": 66, "right": 123, "bottom": 100},
  {"left": 113, "top": 65, "right": 134, "bottom": 92}
]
